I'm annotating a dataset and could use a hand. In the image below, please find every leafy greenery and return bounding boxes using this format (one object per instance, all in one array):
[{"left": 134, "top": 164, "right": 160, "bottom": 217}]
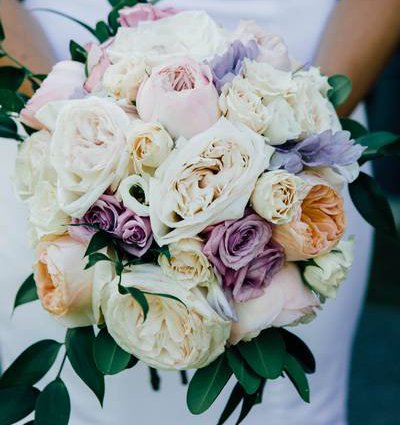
[
  {"left": 65, "top": 327, "right": 105, "bottom": 405},
  {"left": 35, "top": 379, "right": 71, "bottom": 425},
  {"left": 0, "top": 89, "right": 24, "bottom": 113},
  {"left": 217, "top": 383, "right": 245, "bottom": 425},
  {"left": 14, "top": 274, "right": 39, "bottom": 310},
  {"left": 0, "top": 386, "right": 40, "bottom": 425},
  {"left": 284, "top": 354, "right": 310, "bottom": 403},
  {"left": 69, "top": 40, "right": 88, "bottom": 63},
  {"left": 0, "top": 340, "right": 62, "bottom": 388},
  {"left": 328, "top": 74, "right": 352, "bottom": 107},
  {"left": 85, "top": 230, "right": 112, "bottom": 257},
  {"left": 149, "top": 367, "right": 161, "bottom": 391},
  {"left": 340, "top": 118, "right": 368, "bottom": 139},
  {"left": 0, "top": 115, "right": 22, "bottom": 140},
  {"left": 85, "top": 252, "right": 113, "bottom": 270},
  {"left": 226, "top": 348, "right": 261, "bottom": 395},
  {"left": 125, "top": 287, "right": 149, "bottom": 321},
  {"left": 356, "top": 131, "right": 400, "bottom": 163},
  {"left": 0, "top": 66, "right": 26, "bottom": 91}
]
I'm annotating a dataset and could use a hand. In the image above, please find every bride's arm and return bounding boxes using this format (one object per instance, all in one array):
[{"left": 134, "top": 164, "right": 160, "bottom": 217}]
[
  {"left": 0, "top": 0, "right": 53, "bottom": 92},
  {"left": 315, "top": 0, "right": 400, "bottom": 116}
]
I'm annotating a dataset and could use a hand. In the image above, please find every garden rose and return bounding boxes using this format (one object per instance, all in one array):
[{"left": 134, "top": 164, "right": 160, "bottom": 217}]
[
  {"left": 127, "top": 121, "right": 173, "bottom": 176},
  {"left": 230, "top": 263, "right": 320, "bottom": 344},
  {"left": 50, "top": 97, "right": 130, "bottom": 218},
  {"left": 118, "top": 4, "right": 179, "bottom": 27},
  {"left": 304, "top": 237, "right": 355, "bottom": 298},
  {"left": 149, "top": 118, "right": 274, "bottom": 245},
  {"left": 137, "top": 59, "right": 220, "bottom": 139},
  {"left": 273, "top": 174, "right": 346, "bottom": 261},
  {"left": 118, "top": 175, "right": 150, "bottom": 217},
  {"left": 20, "top": 61, "right": 86, "bottom": 130},
  {"left": 34, "top": 236, "right": 96, "bottom": 328},
  {"left": 251, "top": 170, "right": 304, "bottom": 225},
  {"left": 99, "top": 264, "right": 230, "bottom": 370}
]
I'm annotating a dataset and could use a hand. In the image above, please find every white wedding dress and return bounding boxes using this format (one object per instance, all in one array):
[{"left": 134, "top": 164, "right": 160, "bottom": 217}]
[{"left": 0, "top": 1, "right": 373, "bottom": 424}]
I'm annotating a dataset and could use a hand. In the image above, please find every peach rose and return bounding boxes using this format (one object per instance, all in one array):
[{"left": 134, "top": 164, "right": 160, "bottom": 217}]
[
  {"left": 34, "top": 236, "right": 95, "bottom": 328},
  {"left": 273, "top": 175, "right": 346, "bottom": 261}
]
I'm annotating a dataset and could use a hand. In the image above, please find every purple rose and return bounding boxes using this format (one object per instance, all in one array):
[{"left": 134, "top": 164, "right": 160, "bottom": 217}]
[
  {"left": 203, "top": 211, "right": 285, "bottom": 303},
  {"left": 115, "top": 210, "right": 153, "bottom": 257}
]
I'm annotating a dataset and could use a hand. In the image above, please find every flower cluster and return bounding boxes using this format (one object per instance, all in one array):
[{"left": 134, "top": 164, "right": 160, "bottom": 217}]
[{"left": 15, "top": 6, "right": 363, "bottom": 371}]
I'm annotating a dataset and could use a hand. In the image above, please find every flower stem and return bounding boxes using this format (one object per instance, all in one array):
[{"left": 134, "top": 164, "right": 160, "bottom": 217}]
[{"left": 56, "top": 351, "right": 68, "bottom": 379}]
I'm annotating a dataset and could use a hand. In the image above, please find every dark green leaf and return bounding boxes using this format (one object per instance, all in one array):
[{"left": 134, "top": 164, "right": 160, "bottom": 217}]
[
  {"left": 217, "top": 382, "right": 245, "bottom": 425},
  {"left": 328, "top": 74, "right": 352, "bottom": 107},
  {"left": 226, "top": 349, "right": 261, "bottom": 395},
  {"left": 340, "top": 118, "right": 368, "bottom": 139},
  {"left": 142, "top": 291, "right": 186, "bottom": 308},
  {"left": 85, "top": 230, "right": 111, "bottom": 257},
  {"left": 94, "top": 328, "right": 131, "bottom": 375},
  {"left": 125, "top": 356, "right": 139, "bottom": 370},
  {"left": 0, "top": 66, "right": 26, "bottom": 91},
  {"left": 0, "top": 340, "right": 62, "bottom": 389},
  {"left": 149, "top": 367, "right": 161, "bottom": 391},
  {"left": 65, "top": 327, "right": 105, "bottom": 405},
  {"left": 0, "top": 386, "right": 40, "bottom": 425},
  {"left": 35, "top": 378, "right": 70, "bottom": 425},
  {"left": 14, "top": 274, "right": 39, "bottom": 310},
  {"left": 237, "top": 328, "right": 285, "bottom": 380},
  {"left": 108, "top": 0, "right": 120, "bottom": 5},
  {"left": 357, "top": 131, "right": 399, "bottom": 163},
  {"left": 235, "top": 392, "right": 258, "bottom": 425},
  {"left": 0, "top": 115, "right": 22, "bottom": 140},
  {"left": 85, "top": 252, "right": 112, "bottom": 270},
  {"left": 32, "top": 74, "right": 47, "bottom": 82},
  {"left": 349, "top": 172, "right": 397, "bottom": 236},
  {"left": 108, "top": 0, "right": 139, "bottom": 32},
  {"left": 187, "top": 354, "right": 232, "bottom": 415},
  {"left": 69, "top": 40, "right": 88, "bottom": 64},
  {"left": 125, "top": 287, "right": 149, "bottom": 321},
  {"left": 95, "top": 21, "right": 111, "bottom": 43},
  {"left": 0, "top": 89, "right": 25, "bottom": 113},
  {"left": 0, "top": 20, "right": 4, "bottom": 42},
  {"left": 284, "top": 354, "right": 310, "bottom": 403},
  {"left": 180, "top": 371, "right": 188, "bottom": 385},
  {"left": 279, "top": 328, "right": 315, "bottom": 374}
]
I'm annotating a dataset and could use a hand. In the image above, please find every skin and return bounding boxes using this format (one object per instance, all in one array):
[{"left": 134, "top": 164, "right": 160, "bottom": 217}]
[{"left": 315, "top": 0, "right": 400, "bottom": 116}]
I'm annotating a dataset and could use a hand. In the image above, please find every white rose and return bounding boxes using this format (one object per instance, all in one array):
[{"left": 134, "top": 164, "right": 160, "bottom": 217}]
[
  {"left": 28, "top": 181, "right": 70, "bottom": 244},
  {"left": 219, "top": 77, "right": 268, "bottom": 134},
  {"left": 108, "top": 11, "right": 230, "bottom": 66},
  {"left": 251, "top": 170, "right": 303, "bottom": 225},
  {"left": 303, "top": 237, "right": 355, "bottom": 299},
  {"left": 243, "top": 59, "right": 295, "bottom": 100},
  {"left": 127, "top": 121, "right": 173, "bottom": 177},
  {"left": 50, "top": 97, "right": 130, "bottom": 218},
  {"left": 98, "top": 264, "right": 230, "bottom": 370},
  {"left": 103, "top": 58, "right": 149, "bottom": 102},
  {"left": 13, "top": 130, "right": 55, "bottom": 200},
  {"left": 263, "top": 97, "right": 301, "bottom": 145},
  {"left": 149, "top": 117, "right": 274, "bottom": 246},
  {"left": 118, "top": 175, "right": 150, "bottom": 216},
  {"left": 295, "top": 66, "right": 331, "bottom": 96}
]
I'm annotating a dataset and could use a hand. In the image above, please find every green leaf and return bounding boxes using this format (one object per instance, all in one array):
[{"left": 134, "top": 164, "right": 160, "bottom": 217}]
[
  {"left": 237, "top": 328, "right": 285, "bottom": 380},
  {"left": 0, "top": 20, "right": 5, "bottom": 42},
  {"left": 85, "top": 230, "right": 111, "bottom": 257},
  {"left": 328, "top": 74, "right": 352, "bottom": 107},
  {"left": 284, "top": 354, "right": 310, "bottom": 403},
  {"left": 187, "top": 354, "right": 232, "bottom": 415},
  {"left": 69, "top": 40, "right": 88, "bottom": 64},
  {"left": 340, "top": 118, "right": 368, "bottom": 139},
  {"left": 125, "top": 356, "right": 139, "bottom": 370},
  {"left": 349, "top": 172, "right": 397, "bottom": 236},
  {"left": 180, "top": 370, "right": 188, "bottom": 385},
  {"left": 356, "top": 131, "right": 399, "bottom": 163},
  {"left": 95, "top": 21, "right": 112, "bottom": 43},
  {"left": 0, "top": 340, "right": 62, "bottom": 389},
  {"left": 85, "top": 252, "right": 112, "bottom": 270},
  {"left": 35, "top": 378, "right": 70, "bottom": 425},
  {"left": 125, "top": 287, "right": 149, "bottom": 321},
  {"left": 217, "top": 382, "right": 245, "bottom": 425},
  {"left": 14, "top": 274, "right": 39, "bottom": 310},
  {"left": 0, "top": 66, "right": 26, "bottom": 91},
  {"left": 0, "top": 115, "right": 21, "bottom": 140},
  {"left": 142, "top": 291, "right": 186, "bottom": 308},
  {"left": 279, "top": 328, "right": 315, "bottom": 374},
  {"left": 65, "top": 327, "right": 105, "bottom": 406},
  {"left": 108, "top": 0, "right": 140, "bottom": 32},
  {"left": 235, "top": 392, "right": 259, "bottom": 425},
  {"left": 0, "top": 89, "right": 25, "bottom": 113},
  {"left": 94, "top": 328, "right": 131, "bottom": 375},
  {"left": 0, "top": 386, "right": 40, "bottom": 425},
  {"left": 149, "top": 367, "right": 161, "bottom": 391},
  {"left": 226, "top": 349, "right": 261, "bottom": 395}
]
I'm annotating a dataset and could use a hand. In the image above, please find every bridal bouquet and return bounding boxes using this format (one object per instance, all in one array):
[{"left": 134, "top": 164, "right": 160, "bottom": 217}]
[{"left": 0, "top": 1, "right": 398, "bottom": 424}]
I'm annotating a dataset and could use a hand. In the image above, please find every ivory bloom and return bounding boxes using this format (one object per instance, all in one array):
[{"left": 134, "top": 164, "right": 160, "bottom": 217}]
[
  {"left": 99, "top": 264, "right": 230, "bottom": 370},
  {"left": 149, "top": 118, "right": 274, "bottom": 246},
  {"left": 34, "top": 236, "right": 95, "bottom": 328}
]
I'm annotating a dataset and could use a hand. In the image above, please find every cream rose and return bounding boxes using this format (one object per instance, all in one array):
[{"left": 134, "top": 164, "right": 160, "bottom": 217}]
[
  {"left": 230, "top": 263, "right": 320, "bottom": 344},
  {"left": 149, "top": 118, "right": 274, "bottom": 246},
  {"left": 102, "top": 58, "right": 149, "bottom": 102},
  {"left": 127, "top": 121, "right": 173, "bottom": 177},
  {"left": 304, "top": 237, "right": 355, "bottom": 299},
  {"left": 219, "top": 76, "right": 268, "bottom": 134},
  {"left": 251, "top": 170, "right": 303, "bottom": 225},
  {"left": 34, "top": 236, "right": 96, "bottom": 328},
  {"left": 118, "top": 175, "right": 150, "bottom": 216},
  {"left": 50, "top": 97, "right": 130, "bottom": 218},
  {"left": 13, "top": 129, "right": 55, "bottom": 200},
  {"left": 98, "top": 264, "right": 230, "bottom": 370}
]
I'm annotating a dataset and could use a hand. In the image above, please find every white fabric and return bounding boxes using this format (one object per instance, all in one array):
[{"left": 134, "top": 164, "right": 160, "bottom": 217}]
[{"left": 0, "top": 1, "right": 373, "bottom": 424}]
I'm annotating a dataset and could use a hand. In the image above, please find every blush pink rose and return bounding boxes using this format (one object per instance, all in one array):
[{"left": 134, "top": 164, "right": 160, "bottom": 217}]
[
  {"left": 84, "top": 42, "right": 112, "bottom": 93},
  {"left": 137, "top": 59, "right": 221, "bottom": 138},
  {"left": 34, "top": 236, "right": 96, "bottom": 328},
  {"left": 20, "top": 61, "right": 86, "bottom": 130},
  {"left": 230, "top": 262, "right": 320, "bottom": 344},
  {"left": 118, "top": 4, "right": 179, "bottom": 27}
]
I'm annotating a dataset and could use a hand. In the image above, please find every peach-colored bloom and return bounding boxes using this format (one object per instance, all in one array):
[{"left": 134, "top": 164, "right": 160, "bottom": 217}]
[
  {"left": 34, "top": 236, "right": 95, "bottom": 328},
  {"left": 273, "top": 176, "right": 346, "bottom": 261}
]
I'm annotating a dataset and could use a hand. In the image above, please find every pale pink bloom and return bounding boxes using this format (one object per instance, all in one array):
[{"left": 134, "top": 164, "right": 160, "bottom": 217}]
[
  {"left": 118, "top": 4, "right": 179, "bottom": 27},
  {"left": 84, "top": 42, "right": 112, "bottom": 93}
]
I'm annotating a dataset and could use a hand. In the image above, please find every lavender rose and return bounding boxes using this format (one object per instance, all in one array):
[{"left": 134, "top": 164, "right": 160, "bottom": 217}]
[
  {"left": 203, "top": 211, "right": 284, "bottom": 303},
  {"left": 115, "top": 210, "right": 153, "bottom": 257}
]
